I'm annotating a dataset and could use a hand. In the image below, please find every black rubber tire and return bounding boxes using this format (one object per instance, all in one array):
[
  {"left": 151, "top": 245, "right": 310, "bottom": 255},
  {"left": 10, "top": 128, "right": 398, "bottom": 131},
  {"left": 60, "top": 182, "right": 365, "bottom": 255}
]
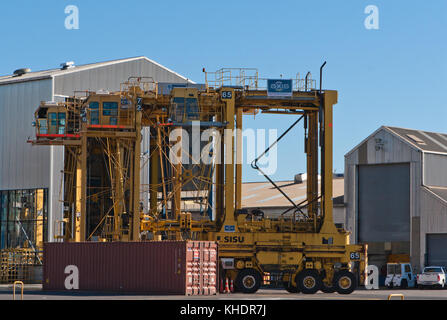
[
  {"left": 235, "top": 269, "right": 262, "bottom": 294},
  {"left": 283, "top": 281, "right": 300, "bottom": 293},
  {"left": 334, "top": 270, "right": 357, "bottom": 295},
  {"left": 400, "top": 279, "right": 408, "bottom": 289},
  {"left": 295, "top": 269, "right": 322, "bottom": 294}
]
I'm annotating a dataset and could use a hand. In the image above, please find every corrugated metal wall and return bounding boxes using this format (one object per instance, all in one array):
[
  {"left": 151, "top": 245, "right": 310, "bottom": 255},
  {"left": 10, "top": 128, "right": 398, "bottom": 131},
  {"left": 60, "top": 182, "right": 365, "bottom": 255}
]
[
  {"left": 0, "top": 78, "right": 64, "bottom": 243},
  {"left": 420, "top": 188, "right": 447, "bottom": 267},
  {"left": 0, "top": 79, "right": 53, "bottom": 190},
  {"left": 423, "top": 153, "right": 447, "bottom": 187}
]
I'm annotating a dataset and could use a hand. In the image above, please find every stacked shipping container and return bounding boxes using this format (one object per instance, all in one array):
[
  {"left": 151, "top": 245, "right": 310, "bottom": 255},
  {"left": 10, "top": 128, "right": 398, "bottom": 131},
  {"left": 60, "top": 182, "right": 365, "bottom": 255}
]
[{"left": 43, "top": 241, "right": 217, "bottom": 295}]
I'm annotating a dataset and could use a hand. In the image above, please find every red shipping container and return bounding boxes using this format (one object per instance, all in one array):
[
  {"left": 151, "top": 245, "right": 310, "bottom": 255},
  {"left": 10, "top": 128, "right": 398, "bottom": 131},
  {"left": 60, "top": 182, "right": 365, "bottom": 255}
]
[{"left": 43, "top": 241, "right": 218, "bottom": 295}]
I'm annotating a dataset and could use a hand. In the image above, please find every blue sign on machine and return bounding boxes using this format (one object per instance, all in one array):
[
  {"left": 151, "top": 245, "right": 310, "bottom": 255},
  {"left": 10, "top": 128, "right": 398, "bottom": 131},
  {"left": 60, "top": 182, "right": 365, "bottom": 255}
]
[
  {"left": 224, "top": 225, "right": 236, "bottom": 232},
  {"left": 267, "top": 79, "right": 293, "bottom": 97}
]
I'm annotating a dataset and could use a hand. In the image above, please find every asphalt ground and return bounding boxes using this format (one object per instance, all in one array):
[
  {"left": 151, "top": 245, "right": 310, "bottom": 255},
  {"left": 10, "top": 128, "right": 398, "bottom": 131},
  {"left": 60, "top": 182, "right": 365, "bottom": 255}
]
[{"left": 0, "top": 284, "right": 446, "bottom": 300}]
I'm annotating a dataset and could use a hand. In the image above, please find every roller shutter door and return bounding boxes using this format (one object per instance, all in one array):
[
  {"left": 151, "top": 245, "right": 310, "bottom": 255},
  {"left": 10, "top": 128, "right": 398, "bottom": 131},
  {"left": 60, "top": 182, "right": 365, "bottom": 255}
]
[
  {"left": 426, "top": 234, "right": 447, "bottom": 267},
  {"left": 358, "top": 163, "right": 410, "bottom": 242}
]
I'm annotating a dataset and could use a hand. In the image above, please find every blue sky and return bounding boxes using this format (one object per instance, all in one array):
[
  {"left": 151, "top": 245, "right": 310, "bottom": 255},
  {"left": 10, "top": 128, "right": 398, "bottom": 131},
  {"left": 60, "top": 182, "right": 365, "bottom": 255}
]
[{"left": 1, "top": 0, "right": 446, "bottom": 182}]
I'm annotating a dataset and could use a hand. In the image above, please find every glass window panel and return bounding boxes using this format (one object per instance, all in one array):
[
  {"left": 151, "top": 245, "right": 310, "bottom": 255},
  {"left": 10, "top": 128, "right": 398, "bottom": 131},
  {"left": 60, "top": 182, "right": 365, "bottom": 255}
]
[
  {"left": 186, "top": 98, "right": 199, "bottom": 120},
  {"left": 103, "top": 102, "right": 118, "bottom": 116},
  {"left": 38, "top": 119, "right": 48, "bottom": 134},
  {"left": 0, "top": 188, "right": 48, "bottom": 250},
  {"left": 0, "top": 191, "right": 7, "bottom": 221},
  {"left": 172, "top": 97, "right": 185, "bottom": 122},
  {"left": 8, "top": 190, "right": 16, "bottom": 221},
  {"left": 395, "top": 266, "right": 401, "bottom": 275},
  {"left": 0, "top": 223, "right": 5, "bottom": 249},
  {"left": 91, "top": 110, "right": 99, "bottom": 125},
  {"left": 103, "top": 102, "right": 118, "bottom": 109},
  {"left": 89, "top": 101, "right": 99, "bottom": 109},
  {"left": 0, "top": 191, "right": 7, "bottom": 249}
]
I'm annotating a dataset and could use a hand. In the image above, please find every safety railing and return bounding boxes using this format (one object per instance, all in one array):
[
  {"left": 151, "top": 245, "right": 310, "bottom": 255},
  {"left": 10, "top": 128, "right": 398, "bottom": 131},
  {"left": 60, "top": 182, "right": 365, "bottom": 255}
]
[
  {"left": 13, "top": 281, "right": 24, "bottom": 300},
  {"left": 204, "top": 68, "right": 259, "bottom": 90},
  {"left": 203, "top": 68, "right": 316, "bottom": 92},
  {"left": 120, "top": 77, "right": 158, "bottom": 95}
]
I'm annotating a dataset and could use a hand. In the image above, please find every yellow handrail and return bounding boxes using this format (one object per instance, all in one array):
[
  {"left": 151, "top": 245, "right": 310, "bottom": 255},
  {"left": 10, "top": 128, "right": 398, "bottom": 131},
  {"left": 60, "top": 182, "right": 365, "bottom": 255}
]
[
  {"left": 13, "top": 281, "right": 24, "bottom": 301},
  {"left": 388, "top": 293, "right": 404, "bottom": 300}
]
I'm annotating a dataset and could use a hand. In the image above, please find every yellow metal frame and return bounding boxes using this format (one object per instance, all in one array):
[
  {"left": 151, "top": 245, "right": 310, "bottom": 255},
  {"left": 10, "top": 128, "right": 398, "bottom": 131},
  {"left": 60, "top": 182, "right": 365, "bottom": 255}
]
[{"left": 30, "top": 70, "right": 368, "bottom": 292}]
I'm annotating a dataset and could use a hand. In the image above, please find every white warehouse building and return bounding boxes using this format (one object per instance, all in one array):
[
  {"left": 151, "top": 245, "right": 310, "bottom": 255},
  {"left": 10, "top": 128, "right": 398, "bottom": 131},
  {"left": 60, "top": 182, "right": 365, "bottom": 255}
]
[
  {"left": 0, "top": 57, "right": 192, "bottom": 249},
  {"left": 345, "top": 126, "right": 447, "bottom": 274}
]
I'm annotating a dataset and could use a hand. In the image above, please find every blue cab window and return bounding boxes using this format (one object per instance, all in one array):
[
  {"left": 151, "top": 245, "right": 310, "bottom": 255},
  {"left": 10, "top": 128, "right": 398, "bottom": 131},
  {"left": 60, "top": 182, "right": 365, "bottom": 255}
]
[
  {"left": 89, "top": 102, "right": 100, "bottom": 125},
  {"left": 103, "top": 102, "right": 118, "bottom": 116}
]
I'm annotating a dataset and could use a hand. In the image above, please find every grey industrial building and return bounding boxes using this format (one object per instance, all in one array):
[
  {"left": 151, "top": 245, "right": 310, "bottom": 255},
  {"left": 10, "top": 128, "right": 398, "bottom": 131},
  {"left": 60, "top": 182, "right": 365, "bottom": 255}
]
[
  {"left": 345, "top": 126, "right": 447, "bottom": 274},
  {"left": 0, "top": 56, "right": 192, "bottom": 248}
]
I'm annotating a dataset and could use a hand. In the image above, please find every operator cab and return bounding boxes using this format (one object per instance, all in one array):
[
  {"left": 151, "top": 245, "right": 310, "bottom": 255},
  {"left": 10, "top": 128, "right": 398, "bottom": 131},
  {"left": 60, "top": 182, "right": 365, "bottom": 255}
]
[
  {"left": 85, "top": 94, "right": 122, "bottom": 126},
  {"left": 169, "top": 87, "right": 200, "bottom": 123},
  {"left": 35, "top": 102, "right": 67, "bottom": 136}
]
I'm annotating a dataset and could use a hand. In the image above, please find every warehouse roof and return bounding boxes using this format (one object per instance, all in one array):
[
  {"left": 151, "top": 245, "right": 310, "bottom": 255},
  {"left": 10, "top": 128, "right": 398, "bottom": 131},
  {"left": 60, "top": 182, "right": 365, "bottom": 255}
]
[
  {"left": 241, "top": 177, "right": 344, "bottom": 208},
  {"left": 385, "top": 126, "right": 447, "bottom": 155},
  {"left": 346, "top": 126, "right": 447, "bottom": 157},
  {"left": 0, "top": 56, "right": 192, "bottom": 85},
  {"left": 175, "top": 178, "right": 344, "bottom": 213}
]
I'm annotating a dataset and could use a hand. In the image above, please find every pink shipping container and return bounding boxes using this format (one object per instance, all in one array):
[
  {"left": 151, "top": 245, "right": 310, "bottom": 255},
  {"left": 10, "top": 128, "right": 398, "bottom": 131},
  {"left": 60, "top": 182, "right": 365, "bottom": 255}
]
[{"left": 43, "top": 241, "right": 218, "bottom": 295}]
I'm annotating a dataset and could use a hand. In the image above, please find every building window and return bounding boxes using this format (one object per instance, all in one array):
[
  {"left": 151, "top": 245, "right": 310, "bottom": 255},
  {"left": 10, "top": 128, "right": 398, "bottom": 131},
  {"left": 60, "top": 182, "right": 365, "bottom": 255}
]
[{"left": 0, "top": 189, "right": 48, "bottom": 252}]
